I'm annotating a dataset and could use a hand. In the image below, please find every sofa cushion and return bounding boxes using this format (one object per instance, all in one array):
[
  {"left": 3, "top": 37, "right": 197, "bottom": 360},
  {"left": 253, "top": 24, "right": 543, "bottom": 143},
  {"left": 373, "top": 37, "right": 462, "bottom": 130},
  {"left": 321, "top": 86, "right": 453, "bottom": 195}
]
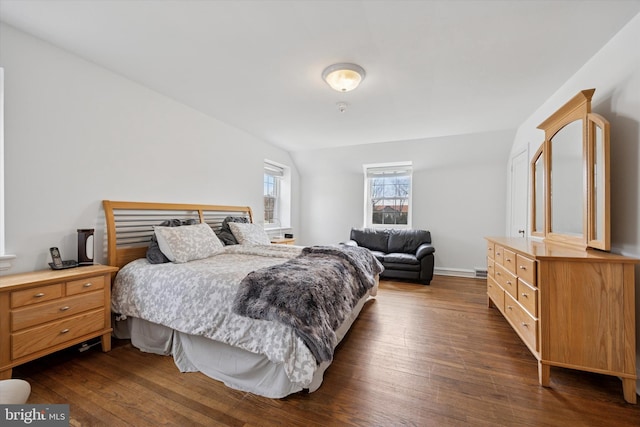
[
  {"left": 383, "top": 262, "right": 421, "bottom": 272},
  {"left": 369, "top": 250, "right": 386, "bottom": 263},
  {"left": 384, "top": 252, "right": 420, "bottom": 265},
  {"left": 388, "top": 229, "right": 431, "bottom": 254},
  {"left": 381, "top": 268, "right": 421, "bottom": 278},
  {"left": 350, "top": 228, "right": 389, "bottom": 253}
]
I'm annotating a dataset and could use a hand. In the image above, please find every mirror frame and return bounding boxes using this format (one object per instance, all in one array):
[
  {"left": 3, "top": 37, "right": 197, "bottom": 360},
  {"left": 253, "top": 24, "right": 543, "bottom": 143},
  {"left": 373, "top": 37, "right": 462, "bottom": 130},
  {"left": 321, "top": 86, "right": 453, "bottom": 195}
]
[
  {"left": 587, "top": 112, "right": 610, "bottom": 250},
  {"left": 533, "top": 88, "right": 610, "bottom": 251},
  {"left": 530, "top": 145, "right": 545, "bottom": 238}
]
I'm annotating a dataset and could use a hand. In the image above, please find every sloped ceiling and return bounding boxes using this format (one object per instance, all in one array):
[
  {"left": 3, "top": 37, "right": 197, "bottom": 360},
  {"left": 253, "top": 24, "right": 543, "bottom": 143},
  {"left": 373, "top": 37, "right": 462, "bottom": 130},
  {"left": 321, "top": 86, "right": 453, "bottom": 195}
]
[{"left": 1, "top": 0, "right": 639, "bottom": 152}]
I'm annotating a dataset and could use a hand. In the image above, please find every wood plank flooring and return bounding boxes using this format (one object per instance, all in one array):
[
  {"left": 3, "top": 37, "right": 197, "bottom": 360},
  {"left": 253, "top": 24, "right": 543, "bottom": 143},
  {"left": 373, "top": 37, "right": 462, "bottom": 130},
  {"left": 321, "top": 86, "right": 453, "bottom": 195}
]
[{"left": 13, "top": 276, "right": 640, "bottom": 426}]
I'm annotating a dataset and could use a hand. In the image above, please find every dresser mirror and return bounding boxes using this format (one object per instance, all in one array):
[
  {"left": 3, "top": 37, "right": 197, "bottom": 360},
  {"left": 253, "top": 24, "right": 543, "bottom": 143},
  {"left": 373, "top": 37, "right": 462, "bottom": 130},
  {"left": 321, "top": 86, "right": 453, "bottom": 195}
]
[
  {"left": 587, "top": 113, "right": 610, "bottom": 250},
  {"left": 550, "top": 119, "right": 584, "bottom": 238},
  {"left": 532, "top": 89, "right": 610, "bottom": 250},
  {"left": 531, "top": 146, "right": 545, "bottom": 237}
]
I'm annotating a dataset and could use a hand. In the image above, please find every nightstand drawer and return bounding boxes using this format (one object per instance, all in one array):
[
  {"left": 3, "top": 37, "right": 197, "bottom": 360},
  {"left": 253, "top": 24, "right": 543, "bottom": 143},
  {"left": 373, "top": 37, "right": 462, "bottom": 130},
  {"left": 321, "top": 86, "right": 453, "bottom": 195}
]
[
  {"left": 67, "top": 275, "right": 105, "bottom": 295},
  {"left": 11, "top": 284, "right": 63, "bottom": 308},
  {"left": 12, "top": 308, "right": 105, "bottom": 359},
  {"left": 11, "top": 291, "right": 104, "bottom": 332}
]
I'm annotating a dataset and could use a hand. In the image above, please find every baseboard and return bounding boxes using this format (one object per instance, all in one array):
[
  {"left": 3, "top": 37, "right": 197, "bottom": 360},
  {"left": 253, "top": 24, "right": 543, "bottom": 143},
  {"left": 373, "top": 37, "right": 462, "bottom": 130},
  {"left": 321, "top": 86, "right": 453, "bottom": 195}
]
[{"left": 434, "top": 267, "right": 477, "bottom": 278}]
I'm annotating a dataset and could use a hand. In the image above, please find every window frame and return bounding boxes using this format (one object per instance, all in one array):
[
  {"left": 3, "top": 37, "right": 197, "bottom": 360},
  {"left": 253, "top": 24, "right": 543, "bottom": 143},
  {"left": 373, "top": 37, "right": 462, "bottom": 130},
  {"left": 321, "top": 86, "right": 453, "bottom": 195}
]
[
  {"left": 0, "top": 67, "right": 14, "bottom": 270},
  {"left": 263, "top": 160, "right": 290, "bottom": 231},
  {"left": 363, "top": 162, "right": 413, "bottom": 229}
]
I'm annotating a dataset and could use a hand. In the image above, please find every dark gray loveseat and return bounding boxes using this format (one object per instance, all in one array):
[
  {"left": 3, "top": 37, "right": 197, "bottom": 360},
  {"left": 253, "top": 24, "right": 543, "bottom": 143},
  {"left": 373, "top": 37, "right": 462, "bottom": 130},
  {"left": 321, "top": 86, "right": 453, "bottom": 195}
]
[{"left": 343, "top": 228, "right": 435, "bottom": 285}]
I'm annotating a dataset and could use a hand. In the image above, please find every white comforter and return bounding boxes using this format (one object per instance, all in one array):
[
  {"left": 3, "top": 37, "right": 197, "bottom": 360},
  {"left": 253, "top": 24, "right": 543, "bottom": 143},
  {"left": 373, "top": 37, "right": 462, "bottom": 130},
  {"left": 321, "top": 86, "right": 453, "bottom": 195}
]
[{"left": 111, "top": 244, "right": 319, "bottom": 387}]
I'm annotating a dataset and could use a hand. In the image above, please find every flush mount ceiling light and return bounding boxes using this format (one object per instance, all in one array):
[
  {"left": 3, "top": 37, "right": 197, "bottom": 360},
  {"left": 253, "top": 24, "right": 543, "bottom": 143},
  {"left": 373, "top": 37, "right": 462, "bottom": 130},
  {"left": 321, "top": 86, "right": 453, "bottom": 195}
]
[{"left": 322, "top": 63, "right": 366, "bottom": 92}]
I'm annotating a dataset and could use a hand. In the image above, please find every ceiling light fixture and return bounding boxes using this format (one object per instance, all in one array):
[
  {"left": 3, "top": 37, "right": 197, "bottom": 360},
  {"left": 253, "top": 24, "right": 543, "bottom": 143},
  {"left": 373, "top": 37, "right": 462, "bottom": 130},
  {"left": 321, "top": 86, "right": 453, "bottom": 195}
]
[{"left": 322, "top": 63, "right": 366, "bottom": 92}]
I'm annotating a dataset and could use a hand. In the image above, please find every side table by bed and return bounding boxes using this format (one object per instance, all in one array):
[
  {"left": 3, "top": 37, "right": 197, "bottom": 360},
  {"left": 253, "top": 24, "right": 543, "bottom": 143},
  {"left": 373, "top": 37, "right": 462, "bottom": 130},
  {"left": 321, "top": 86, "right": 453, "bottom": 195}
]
[
  {"left": 271, "top": 237, "right": 296, "bottom": 245},
  {"left": 0, "top": 264, "right": 118, "bottom": 379}
]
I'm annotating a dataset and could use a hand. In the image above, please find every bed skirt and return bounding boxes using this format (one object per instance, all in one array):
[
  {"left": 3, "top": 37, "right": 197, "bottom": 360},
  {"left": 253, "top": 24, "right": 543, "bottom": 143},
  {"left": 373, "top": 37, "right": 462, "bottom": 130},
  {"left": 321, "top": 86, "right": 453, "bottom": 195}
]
[{"left": 112, "top": 280, "right": 377, "bottom": 398}]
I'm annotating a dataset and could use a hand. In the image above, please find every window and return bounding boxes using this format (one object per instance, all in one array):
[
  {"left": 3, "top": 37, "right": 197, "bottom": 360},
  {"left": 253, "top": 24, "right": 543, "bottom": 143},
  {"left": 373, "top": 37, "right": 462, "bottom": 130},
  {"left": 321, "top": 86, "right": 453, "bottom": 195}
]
[
  {"left": 0, "top": 67, "right": 14, "bottom": 270},
  {"left": 263, "top": 162, "right": 282, "bottom": 224},
  {"left": 364, "top": 162, "right": 412, "bottom": 228},
  {"left": 263, "top": 160, "right": 290, "bottom": 229}
]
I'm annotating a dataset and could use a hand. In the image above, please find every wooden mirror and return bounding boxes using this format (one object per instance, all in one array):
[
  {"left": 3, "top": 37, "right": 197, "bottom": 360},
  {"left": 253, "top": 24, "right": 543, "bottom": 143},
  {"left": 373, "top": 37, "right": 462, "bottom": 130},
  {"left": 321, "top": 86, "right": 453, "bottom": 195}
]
[
  {"left": 532, "top": 89, "right": 610, "bottom": 251},
  {"left": 530, "top": 145, "right": 545, "bottom": 237}
]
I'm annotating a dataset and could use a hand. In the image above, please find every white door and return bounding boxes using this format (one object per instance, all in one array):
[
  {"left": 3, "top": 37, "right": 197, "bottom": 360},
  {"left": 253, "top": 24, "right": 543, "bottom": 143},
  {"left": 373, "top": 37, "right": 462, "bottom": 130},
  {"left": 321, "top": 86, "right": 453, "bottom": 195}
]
[{"left": 510, "top": 150, "right": 528, "bottom": 238}]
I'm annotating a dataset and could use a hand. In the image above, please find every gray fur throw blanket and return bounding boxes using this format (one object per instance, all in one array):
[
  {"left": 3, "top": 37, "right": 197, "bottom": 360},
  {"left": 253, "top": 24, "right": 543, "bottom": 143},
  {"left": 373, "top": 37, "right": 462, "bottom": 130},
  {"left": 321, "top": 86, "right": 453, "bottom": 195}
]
[{"left": 232, "top": 245, "right": 383, "bottom": 363}]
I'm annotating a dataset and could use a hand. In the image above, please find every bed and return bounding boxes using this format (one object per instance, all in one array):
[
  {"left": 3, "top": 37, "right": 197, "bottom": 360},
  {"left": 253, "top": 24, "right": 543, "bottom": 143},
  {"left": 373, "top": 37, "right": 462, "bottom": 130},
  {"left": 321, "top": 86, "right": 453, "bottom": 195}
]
[{"left": 103, "top": 200, "right": 380, "bottom": 398}]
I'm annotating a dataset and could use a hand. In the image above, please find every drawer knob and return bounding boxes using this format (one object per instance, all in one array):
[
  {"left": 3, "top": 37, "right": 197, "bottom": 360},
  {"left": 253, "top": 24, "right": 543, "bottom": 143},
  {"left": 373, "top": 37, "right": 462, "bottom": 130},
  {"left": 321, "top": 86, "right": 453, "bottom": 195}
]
[
  {"left": 506, "top": 280, "right": 512, "bottom": 285},
  {"left": 34, "top": 292, "right": 45, "bottom": 298},
  {"left": 60, "top": 306, "right": 70, "bottom": 312},
  {"left": 521, "top": 293, "right": 529, "bottom": 298},
  {"left": 60, "top": 328, "right": 70, "bottom": 334},
  {"left": 506, "top": 258, "right": 511, "bottom": 262},
  {"left": 83, "top": 283, "right": 93, "bottom": 288},
  {"left": 519, "top": 265, "right": 527, "bottom": 270},
  {"left": 496, "top": 272, "right": 501, "bottom": 276},
  {"left": 507, "top": 305, "right": 513, "bottom": 310},
  {"left": 521, "top": 322, "right": 529, "bottom": 328}
]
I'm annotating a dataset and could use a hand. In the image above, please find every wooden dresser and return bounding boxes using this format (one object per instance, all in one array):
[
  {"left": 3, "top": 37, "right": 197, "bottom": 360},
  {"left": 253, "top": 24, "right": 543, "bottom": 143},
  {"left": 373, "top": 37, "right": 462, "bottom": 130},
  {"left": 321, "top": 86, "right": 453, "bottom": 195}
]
[
  {"left": 486, "top": 237, "right": 638, "bottom": 404},
  {"left": 0, "top": 264, "right": 118, "bottom": 379}
]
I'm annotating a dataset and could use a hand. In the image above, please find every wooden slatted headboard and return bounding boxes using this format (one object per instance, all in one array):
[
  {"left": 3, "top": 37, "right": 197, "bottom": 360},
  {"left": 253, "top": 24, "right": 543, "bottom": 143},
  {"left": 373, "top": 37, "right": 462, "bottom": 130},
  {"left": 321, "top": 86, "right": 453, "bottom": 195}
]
[{"left": 102, "top": 200, "right": 253, "bottom": 269}]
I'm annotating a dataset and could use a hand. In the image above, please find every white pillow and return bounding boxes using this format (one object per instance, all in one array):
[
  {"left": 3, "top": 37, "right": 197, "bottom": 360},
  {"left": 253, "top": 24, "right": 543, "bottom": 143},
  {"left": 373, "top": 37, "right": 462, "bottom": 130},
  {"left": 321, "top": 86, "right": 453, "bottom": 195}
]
[
  {"left": 228, "top": 222, "right": 271, "bottom": 245},
  {"left": 154, "top": 223, "right": 223, "bottom": 263}
]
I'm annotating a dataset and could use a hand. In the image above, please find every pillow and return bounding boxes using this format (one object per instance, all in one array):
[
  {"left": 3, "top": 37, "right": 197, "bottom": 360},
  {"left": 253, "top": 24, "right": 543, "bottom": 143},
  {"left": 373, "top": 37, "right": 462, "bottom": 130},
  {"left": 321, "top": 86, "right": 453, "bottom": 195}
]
[
  {"left": 228, "top": 222, "right": 271, "bottom": 245},
  {"left": 154, "top": 223, "right": 224, "bottom": 263},
  {"left": 146, "top": 219, "right": 198, "bottom": 264},
  {"left": 217, "top": 216, "right": 250, "bottom": 245}
]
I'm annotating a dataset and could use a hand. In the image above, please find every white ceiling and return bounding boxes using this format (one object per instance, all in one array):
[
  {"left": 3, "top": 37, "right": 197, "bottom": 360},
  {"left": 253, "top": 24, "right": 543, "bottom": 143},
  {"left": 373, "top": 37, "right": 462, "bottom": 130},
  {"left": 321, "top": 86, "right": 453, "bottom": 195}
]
[{"left": 1, "top": 1, "right": 639, "bottom": 152}]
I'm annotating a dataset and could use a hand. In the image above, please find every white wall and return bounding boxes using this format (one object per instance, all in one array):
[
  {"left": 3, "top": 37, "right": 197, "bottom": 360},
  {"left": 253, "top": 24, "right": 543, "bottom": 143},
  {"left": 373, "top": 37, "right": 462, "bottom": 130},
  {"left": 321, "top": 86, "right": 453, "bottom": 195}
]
[
  {"left": 293, "top": 130, "right": 514, "bottom": 275},
  {"left": 508, "top": 13, "right": 640, "bottom": 394},
  {"left": 0, "top": 23, "right": 299, "bottom": 274}
]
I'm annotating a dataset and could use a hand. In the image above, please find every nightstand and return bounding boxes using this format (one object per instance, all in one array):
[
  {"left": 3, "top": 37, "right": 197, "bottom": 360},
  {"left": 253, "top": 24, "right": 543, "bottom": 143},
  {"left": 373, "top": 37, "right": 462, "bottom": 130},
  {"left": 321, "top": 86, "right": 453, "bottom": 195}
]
[
  {"left": 0, "top": 264, "right": 118, "bottom": 379},
  {"left": 270, "top": 237, "right": 296, "bottom": 245}
]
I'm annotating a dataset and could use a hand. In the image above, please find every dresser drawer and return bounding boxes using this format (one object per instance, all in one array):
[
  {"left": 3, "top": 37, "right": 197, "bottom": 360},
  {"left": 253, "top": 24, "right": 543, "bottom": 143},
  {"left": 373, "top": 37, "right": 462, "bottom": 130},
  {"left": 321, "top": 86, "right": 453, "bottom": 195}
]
[
  {"left": 505, "top": 293, "right": 538, "bottom": 352},
  {"left": 487, "top": 258, "right": 495, "bottom": 278},
  {"left": 11, "top": 284, "right": 63, "bottom": 308},
  {"left": 67, "top": 275, "right": 105, "bottom": 296},
  {"left": 495, "top": 263, "right": 517, "bottom": 299},
  {"left": 516, "top": 254, "right": 536, "bottom": 285},
  {"left": 517, "top": 278, "right": 538, "bottom": 317},
  {"left": 11, "top": 308, "right": 105, "bottom": 359},
  {"left": 486, "top": 242, "right": 495, "bottom": 260},
  {"left": 11, "top": 291, "right": 104, "bottom": 332},
  {"left": 494, "top": 245, "right": 504, "bottom": 265},
  {"left": 487, "top": 277, "right": 504, "bottom": 312},
  {"left": 502, "top": 248, "right": 517, "bottom": 275}
]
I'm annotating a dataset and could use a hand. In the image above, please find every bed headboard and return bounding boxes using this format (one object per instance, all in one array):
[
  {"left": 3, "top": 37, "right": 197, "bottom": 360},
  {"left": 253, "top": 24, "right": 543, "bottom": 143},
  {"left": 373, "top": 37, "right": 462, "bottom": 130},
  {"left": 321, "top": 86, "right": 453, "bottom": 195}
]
[{"left": 103, "top": 200, "right": 253, "bottom": 269}]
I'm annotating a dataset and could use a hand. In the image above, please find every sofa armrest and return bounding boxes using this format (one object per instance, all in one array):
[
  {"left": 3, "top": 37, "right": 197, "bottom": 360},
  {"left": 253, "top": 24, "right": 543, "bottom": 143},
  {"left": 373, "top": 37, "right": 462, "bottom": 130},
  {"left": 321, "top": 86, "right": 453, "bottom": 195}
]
[
  {"left": 341, "top": 240, "right": 359, "bottom": 247},
  {"left": 416, "top": 243, "right": 435, "bottom": 259}
]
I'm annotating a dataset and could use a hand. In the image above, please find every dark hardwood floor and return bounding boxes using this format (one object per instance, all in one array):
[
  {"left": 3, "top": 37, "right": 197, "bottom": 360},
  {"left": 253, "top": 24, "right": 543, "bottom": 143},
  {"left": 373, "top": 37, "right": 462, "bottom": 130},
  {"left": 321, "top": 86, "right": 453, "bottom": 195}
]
[{"left": 13, "top": 276, "right": 640, "bottom": 426}]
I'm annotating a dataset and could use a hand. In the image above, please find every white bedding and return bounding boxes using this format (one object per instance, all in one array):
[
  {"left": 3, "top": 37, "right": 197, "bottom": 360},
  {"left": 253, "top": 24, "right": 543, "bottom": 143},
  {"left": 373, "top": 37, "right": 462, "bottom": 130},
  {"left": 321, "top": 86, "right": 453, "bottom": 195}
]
[
  {"left": 111, "top": 244, "right": 367, "bottom": 391},
  {"left": 115, "top": 285, "right": 373, "bottom": 398}
]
